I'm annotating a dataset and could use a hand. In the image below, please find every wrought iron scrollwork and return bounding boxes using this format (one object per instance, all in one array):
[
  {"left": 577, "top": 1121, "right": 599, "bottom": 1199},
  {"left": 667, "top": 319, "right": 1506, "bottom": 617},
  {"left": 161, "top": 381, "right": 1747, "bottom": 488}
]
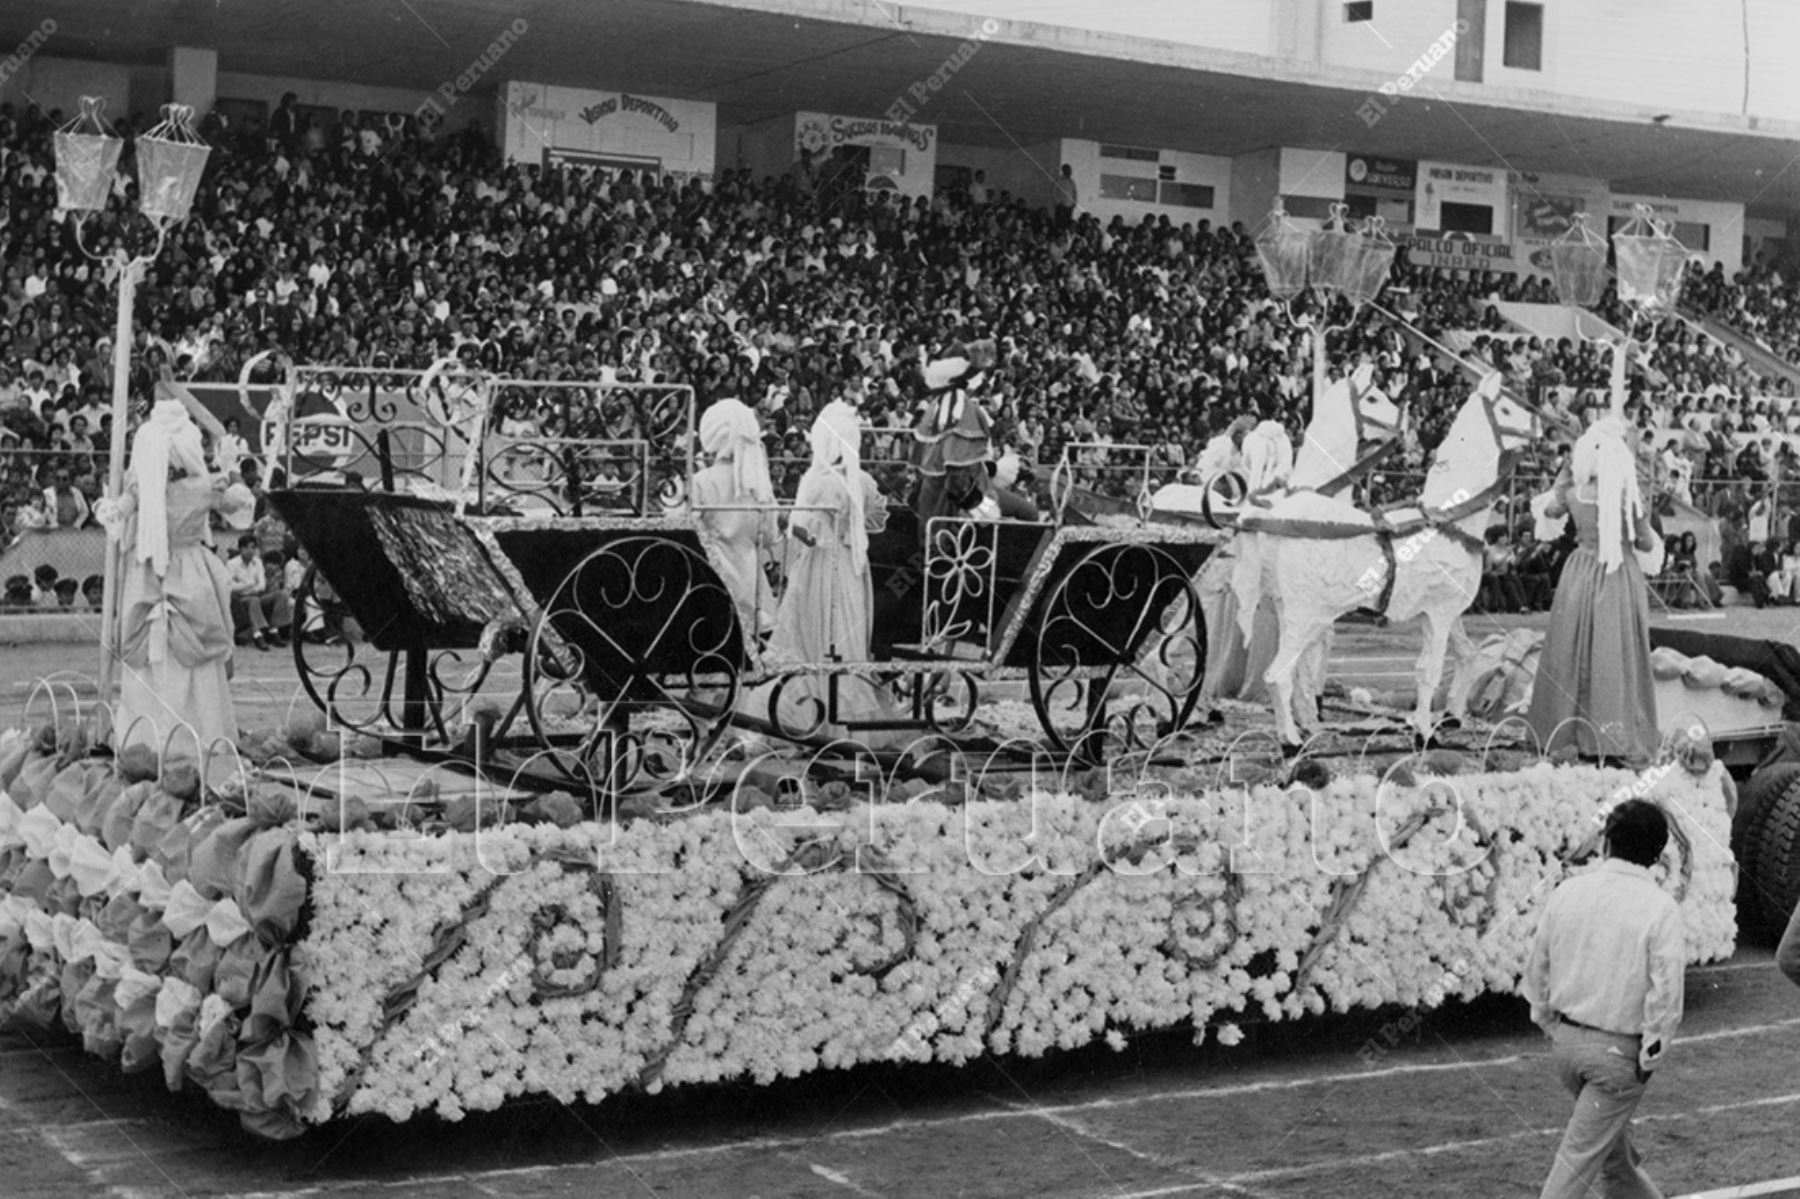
[
  {"left": 922, "top": 519, "right": 998, "bottom": 653},
  {"left": 519, "top": 535, "right": 743, "bottom": 808},
  {"left": 288, "top": 566, "right": 505, "bottom": 744},
  {"left": 1027, "top": 543, "right": 1206, "bottom": 763}
]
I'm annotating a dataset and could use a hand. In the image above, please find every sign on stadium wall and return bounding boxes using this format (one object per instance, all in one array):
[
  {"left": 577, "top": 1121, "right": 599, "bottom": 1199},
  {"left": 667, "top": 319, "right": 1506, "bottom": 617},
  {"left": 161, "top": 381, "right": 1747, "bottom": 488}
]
[
  {"left": 1345, "top": 154, "right": 1415, "bottom": 193},
  {"left": 1406, "top": 232, "right": 1522, "bottom": 274},
  {"left": 499, "top": 81, "right": 717, "bottom": 176},
  {"left": 793, "top": 111, "right": 939, "bottom": 198},
  {"left": 1507, "top": 170, "right": 1610, "bottom": 272},
  {"left": 1414, "top": 160, "right": 1509, "bottom": 238}
]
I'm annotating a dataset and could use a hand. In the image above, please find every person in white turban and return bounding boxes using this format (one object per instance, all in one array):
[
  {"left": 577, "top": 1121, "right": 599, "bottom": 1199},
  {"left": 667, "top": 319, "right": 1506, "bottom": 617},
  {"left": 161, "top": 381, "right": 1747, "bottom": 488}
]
[
  {"left": 97, "top": 399, "right": 250, "bottom": 760},
  {"left": 754, "top": 400, "right": 897, "bottom": 740},
  {"left": 769, "top": 400, "right": 884, "bottom": 667},
  {"left": 692, "top": 399, "right": 778, "bottom": 643},
  {"left": 1525, "top": 414, "right": 1659, "bottom": 766}
]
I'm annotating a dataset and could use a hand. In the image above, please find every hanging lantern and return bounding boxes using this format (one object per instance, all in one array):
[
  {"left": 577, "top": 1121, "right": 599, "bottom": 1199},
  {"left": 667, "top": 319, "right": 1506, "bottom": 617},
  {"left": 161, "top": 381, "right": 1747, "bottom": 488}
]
[
  {"left": 1342, "top": 216, "right": 1397, "bottom": 307},
  {"left": 1309, "top": 203, "right": 1360, "bottom": 301},
  {"left": 1611, "top": 204, "right": 1689, "bottom": 312},
  {"left": 135, "top": 104, "right": 211, "bottom": 224},
  {"left": 1546, "top": 213, "right": 1609, "bottom": 308},
  {"left": 1253, "top": 203, "right": 1311, "bottom": 302},
  {"left": 52, "top": 97, "right": 123, "bottom": 214}
]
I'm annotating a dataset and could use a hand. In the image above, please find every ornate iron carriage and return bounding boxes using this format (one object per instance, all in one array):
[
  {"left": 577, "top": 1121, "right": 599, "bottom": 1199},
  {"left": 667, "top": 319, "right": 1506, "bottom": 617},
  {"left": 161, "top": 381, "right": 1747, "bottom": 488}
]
[{"left": 265, "top": 365, "right": 1218, "bottom": 809}]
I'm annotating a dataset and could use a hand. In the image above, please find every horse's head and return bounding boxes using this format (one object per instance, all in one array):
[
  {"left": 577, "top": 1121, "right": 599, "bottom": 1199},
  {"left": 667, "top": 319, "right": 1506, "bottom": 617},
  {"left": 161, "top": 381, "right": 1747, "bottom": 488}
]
[
  {"left": 1487, "top": 390, "right": 1541, "bottom": 454},
  {"left": 1467, "top": 371, "right": 1541, "bottom": 456},
  {"left": 1352, "top": 376, "right": 1403, "bottom": 444}
]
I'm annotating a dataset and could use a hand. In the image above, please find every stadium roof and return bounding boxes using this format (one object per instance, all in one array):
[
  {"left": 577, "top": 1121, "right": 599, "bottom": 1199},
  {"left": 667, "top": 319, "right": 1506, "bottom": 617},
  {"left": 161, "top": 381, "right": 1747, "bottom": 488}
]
[{"left": 14, "top": 0, "right": 1800, "bottom": 215}]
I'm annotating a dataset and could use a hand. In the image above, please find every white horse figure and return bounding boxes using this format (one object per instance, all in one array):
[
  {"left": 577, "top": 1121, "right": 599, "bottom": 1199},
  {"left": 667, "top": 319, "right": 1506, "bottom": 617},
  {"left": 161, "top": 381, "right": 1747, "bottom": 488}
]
[
  {"left": 1291, "top": 361, "right": 1402, "bottom": 493},
  {"left": 1162, "top": 365, "right": 1403, "bottom": 722},
  {"left": 1233, "top": 372, "right": 1541, "bottom": 747}
]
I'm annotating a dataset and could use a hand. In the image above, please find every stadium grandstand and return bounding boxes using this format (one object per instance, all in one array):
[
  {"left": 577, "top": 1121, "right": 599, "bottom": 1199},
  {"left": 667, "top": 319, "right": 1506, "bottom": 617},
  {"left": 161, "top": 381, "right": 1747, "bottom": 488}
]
[{"left": 2, "top": 0, "right": 1800, "bottom": 611}]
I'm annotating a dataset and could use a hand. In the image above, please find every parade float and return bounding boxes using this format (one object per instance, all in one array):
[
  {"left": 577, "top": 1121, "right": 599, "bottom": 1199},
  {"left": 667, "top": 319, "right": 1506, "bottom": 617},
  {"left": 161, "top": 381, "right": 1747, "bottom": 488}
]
[{"left": 0, "top": 208, "right": 1745, "bottom": 1140}]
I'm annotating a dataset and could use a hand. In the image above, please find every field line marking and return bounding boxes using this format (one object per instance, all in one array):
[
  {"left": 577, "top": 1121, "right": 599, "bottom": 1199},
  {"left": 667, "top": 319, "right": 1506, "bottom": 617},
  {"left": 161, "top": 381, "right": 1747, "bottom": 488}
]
[
  {"left": 1214, "top": 1089, "right": 1800, "bottom": 1185},
  {"left": 1675, "top": 1176, "right": 1800, "bottom": 1199},
  {"left": 809, "top": 1163, "right": 884, "bottom": 1197}
]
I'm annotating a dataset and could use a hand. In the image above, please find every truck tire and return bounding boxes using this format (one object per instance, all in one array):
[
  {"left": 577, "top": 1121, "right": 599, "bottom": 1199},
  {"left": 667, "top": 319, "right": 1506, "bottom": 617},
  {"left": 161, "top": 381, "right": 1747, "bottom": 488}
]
[
  {"left": 1734, "top": 763, "right": 1799, "bottom": 936},
  {"left": 1750, "top": 776, "right": 1800, "bottom": 945}
]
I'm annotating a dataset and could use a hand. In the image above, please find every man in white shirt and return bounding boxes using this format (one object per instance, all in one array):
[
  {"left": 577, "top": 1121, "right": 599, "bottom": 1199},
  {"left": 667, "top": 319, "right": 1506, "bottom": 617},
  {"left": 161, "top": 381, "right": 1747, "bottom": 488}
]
[
  {"left": 227, "top": 534, "right": 290, "bottom": 649},
  {"left": 1523, "top": 800, "right": 1685, "bottom": 1199}
]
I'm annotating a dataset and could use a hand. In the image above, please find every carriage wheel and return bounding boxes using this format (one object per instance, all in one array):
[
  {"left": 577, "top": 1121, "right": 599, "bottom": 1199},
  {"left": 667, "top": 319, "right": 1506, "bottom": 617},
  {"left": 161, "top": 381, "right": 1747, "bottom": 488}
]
[
  {"left": 1027, "top": 543, "right": 1206, "bottom": 765},
  {"left": 521, "top": 535, "right": 744, "bottom": 805}
]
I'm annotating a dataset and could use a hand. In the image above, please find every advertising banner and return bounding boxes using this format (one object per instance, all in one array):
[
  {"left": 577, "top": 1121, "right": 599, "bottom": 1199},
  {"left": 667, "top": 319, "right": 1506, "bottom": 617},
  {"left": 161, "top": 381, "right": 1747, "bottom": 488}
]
[
  {"left": 1345, "top": 154, "right": 1416, "bottom": 193},
  {"left": 1508, "top": 170, "right": 1610, "bottom": 273},
  {"left": 1415, "top": 160, "right": 1509, "bottom": 237},
  {"left": 501, "top": 81, "right": 716, "bottom": 175},
  {"left": 794, "top": 112, "right": 939, "bottom": 198},
  {"left": 1406, "top": 233, "right": 1522, "bottom": 274}
]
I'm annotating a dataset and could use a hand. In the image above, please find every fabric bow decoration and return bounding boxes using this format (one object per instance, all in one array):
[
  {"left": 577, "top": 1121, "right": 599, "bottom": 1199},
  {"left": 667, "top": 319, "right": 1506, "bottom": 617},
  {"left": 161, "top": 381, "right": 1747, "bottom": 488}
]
[
  {"left": 47, "top": 821, "right": 83, "bottom": 878},
  {"left": 0, "top": 894, "right": 33, "bottom": 939},
  {"left": 51, "top": 911, "right": 81, "bottom": 960},
  {"left": 68, "top": 917, "right": 110, "bottom": 963},
  {"left": 130, "top": 860, "right": 173, "bottom": 910},
  {"left": 161, "top": 879, "right": 213, "bottom": 939},
  {"left": 18, "top": 806, "right": 62, "bottom": 858},
  {"left": 204, "top": 898, "right": 252, "bottom": 949},
  {"left": 153, "top": 976, "right": 201, "bottom": 1032},
  {"left": 90, "top": 938, "right": 132, "bottom": 981},
  {"left": 68, "top": 834, "right": 120, "bottom": 897},
  {"left": 115, "top": 965, "right": 163, "bottom": 1012},
  {"left": 23, "top": 908, "right": 54, "bottom": 952}
]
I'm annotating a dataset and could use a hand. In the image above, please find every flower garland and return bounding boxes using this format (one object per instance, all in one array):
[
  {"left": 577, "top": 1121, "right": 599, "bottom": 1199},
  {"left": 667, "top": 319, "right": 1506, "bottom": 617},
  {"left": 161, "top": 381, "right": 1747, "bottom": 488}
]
[{"left": 0, "top": 725, "right": 1740, "bottom": 1134}]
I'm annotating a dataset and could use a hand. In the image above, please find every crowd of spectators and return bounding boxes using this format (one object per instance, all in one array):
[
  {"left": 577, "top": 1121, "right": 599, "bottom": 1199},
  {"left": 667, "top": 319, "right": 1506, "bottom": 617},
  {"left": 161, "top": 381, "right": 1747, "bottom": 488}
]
[{"left": 3, "top": 97, "right": 1800, "bottom": 586}]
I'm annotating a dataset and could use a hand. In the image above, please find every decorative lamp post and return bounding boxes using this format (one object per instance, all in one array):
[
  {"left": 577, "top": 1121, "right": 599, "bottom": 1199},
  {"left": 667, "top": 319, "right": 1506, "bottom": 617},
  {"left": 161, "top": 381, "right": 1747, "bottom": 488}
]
[
  {"left": 1547, "top": 206, "right": 1688, "bottom": 418},
  {"left": 1252, "top": 201, "right": 1397, "bottom": 412},
  {"left": 52, "top": 99, "right": 211, "bottom": 709}
]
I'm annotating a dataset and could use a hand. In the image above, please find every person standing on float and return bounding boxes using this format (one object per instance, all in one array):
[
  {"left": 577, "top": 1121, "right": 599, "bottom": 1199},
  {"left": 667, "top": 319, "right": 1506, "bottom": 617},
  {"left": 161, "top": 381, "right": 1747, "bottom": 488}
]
[
  {"left": 1525, "top": 411, "right": 1659, "bottom": 766},
  {"left": 691, "top": 398, "right": 779, "bottom": 645},
  {"left": 98, "top": 399, "right": 248, "bottom": 760}
]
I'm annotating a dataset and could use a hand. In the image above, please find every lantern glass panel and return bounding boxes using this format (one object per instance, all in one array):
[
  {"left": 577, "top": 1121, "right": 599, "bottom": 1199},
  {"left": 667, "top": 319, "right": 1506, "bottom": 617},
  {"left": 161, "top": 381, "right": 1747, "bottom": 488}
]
[
  {"left": 1255, "top": 225, "right": 1311, "bottom": 301},
  {"left": 1310, "top": 225, "right": 1359, "bottom": 297},
  {"left": 52, "top": 131, "right": 123, "bottom": 213},
  {"left": 1345, "top": 238, "right": 1396, "bottom": 307},
  {"left": 1547, "top": 241, "right": 1607, "bottom": 308},
  {"left": 1614, "top": 234, "right": 1688, "bottom": 311},
  {"left": 135, "top": 136, "right": 211, "bottom": 223}
]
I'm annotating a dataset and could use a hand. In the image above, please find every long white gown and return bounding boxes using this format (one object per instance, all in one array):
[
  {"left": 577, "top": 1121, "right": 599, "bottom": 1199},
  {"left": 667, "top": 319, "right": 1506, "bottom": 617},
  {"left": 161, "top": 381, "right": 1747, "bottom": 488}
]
[
  {"left": 749, "top": 469, "right": 898, "bottom": 742},
  {"left": 691, "top": 462, "right": 778, "bottom": 644},
  {"left": 115, "top": 477, "right": 243, "bottom": 760}
]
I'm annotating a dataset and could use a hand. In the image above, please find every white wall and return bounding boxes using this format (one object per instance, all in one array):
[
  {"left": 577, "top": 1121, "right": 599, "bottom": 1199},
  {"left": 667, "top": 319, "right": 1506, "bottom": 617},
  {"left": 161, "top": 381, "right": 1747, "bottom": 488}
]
[
  {"left": 1060, "top": 137, "right": 1231, "bottom": 227},
  {"left": 1306, "top": 0, "right": 1800, "bottom": 125},
  {"left": 889, "top": 0, "right": 1274, "bottom": 55},
  {"left": 0, "top": 55, "right": 139, "bottom": 122},
  {"left": 726, "top": 112, "right": 798, "bottom": 181},
  {"left": 0, "top": 55, "right": 496, "bottom": 134},
  {"left": 1230, "top": 147, "right": 1281, "bottom": 231},
  {"left": 1317, "top": 0, "right": 1464, "bottom": 85},
  {"left": 217, "top": 70, "right": 489, "bottom": 131},
  {"left": 935, "top": 141, "right": 1060, "bottom": 209},
  {"left": 1610, "top": 193, "right": 1747, "bottom": 274}
]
